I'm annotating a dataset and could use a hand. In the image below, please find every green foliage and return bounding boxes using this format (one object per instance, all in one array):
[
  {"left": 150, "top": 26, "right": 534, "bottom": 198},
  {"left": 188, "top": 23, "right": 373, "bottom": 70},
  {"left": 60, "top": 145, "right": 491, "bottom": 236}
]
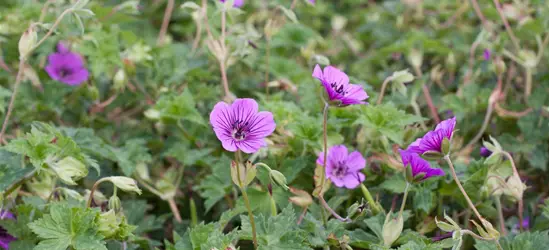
[
  {"left": 28, "top": 202, "right": 107, "bottom": 250},
  {"left": 240, "top": 205, "right": 311, "bottom": 249}
]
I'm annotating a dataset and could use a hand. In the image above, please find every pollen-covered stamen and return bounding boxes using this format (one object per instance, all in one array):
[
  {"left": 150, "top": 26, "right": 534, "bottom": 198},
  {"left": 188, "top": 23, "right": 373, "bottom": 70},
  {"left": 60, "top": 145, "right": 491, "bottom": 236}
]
[
  {"left": 332, "top": 160, "right": 348, "bottom": 178},
  {"left": 231, "top": 119, "right": 250, "bottom": 141}
]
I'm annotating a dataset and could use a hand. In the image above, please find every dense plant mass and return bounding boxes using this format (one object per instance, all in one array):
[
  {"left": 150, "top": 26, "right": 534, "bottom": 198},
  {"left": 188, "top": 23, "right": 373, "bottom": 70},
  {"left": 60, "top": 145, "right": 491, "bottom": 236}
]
[{"left": 1, "top": 0, "right": 549, "bottom": 249}]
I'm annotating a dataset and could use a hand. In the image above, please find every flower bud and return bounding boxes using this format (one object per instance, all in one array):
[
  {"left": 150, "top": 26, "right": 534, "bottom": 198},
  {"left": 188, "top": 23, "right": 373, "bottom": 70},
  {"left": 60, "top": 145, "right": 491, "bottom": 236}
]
[
  {"left": 331, "top": 15, "right": 347, "bottom": 32},
  {"left": 382, "top": 212, "right": 403, "bottom": 247},
  {"left": 18, "top": 26, "right": 37, "bottom": 59},
  {"left": 390, "top": 69, "right": 415, "bottom": 85},
  {"left": 441, "top": 137, "right": 451, "bottom": 156},
  {"left": 61, "top": 187, "right": 84, "bottom": 201},
  {"left": 84, "top": 189, "right": 108, "bottom": 204},
  {"left": 288, "top": 187, "right": 313, "bottom": 207},
  {"left": 269, "top": 170, "right": 289, "bottom": 191},
  {"left": 107, "top": 177, "right": 142, "bottom": 195},
  {"left": 50, "top": 156, "right": 88, "bottom": 186},
  {"left": 446, "top": 52, "right": 456, "bottom": 72},
  {"left": 135, "top": 162, "right": 151, "bottom": 181},
  {"left": 493, "top": 58, "right": 507, "bottom": 75},
  {"left": 486, "top": 175, "right": 504, "bottom": 197},
  {"left": 504, "top": 175, "right": 526, "bottom": 201},
  {"left": 113, "top": 69, "right": 127, "bottom": 91},
  {"left": 519, "top": 50, "right": 537, "bottom": 68},
  {"left": 346, "top": 201, "right": 367, "bottom": 221},
  {"left": 108, "top": 195, "right": 122, "bottom": 213},
  {"left": 98, "top": 210, "right": 120, "bottom": 238},
  {"left": 407, "top": 49, "right": 423, "bottom": 69}
]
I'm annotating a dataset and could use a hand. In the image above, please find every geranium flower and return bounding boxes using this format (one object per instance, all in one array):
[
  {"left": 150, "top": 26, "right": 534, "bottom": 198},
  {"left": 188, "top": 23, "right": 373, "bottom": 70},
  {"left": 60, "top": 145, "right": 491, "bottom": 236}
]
[
  {"left": 480, "top": 146, "right": 492, "bottom": 157},
  {"left": 45, "top": 42, "right": 89, "bottom": 85},
  {"left": 220, "top": 0, "right": 244, "bottom": 7},
  {"left": 407, "top": 117, "right": 456, "bottom": 155},
  {"left": 316, "top": 145, "right": 366, "bottom": 189},
  {"left": 0, "top": 210, "right": 15, "bottom": 250},
  {"left": 312, "top": 64, "right": 369, "bottom": 106},
  {"left": 399, "top": 149, "right": 445, "bottom": 181},
  {"left": 210, "top": 98, "right": 276, "bottom": 154}
]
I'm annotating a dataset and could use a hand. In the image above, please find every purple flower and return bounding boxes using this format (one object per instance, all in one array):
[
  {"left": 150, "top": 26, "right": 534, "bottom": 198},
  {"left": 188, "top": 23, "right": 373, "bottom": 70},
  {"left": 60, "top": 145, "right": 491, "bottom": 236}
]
[
  {"left": 210, "top": 98, "right": 276, "bottom": 154},
  {"left": 480, "top": 146, "right": 492, "bottom": 157},
  {"left": 399, "top": 149, "right": 445, "bottom": 180},
  {"left": 308, "top": 0, "right": 316, "bottom": 3},
  {"left": 0, "top": 210, "right": 15, "bottom": 250},
  {"left": 483, "top": 49, "right": 491, "bottom": 61},
  {"left": 312, "top": 64, "right": 369, "bottom": 106},
  {"left": 45, "top": 42, "right": 89, "bottom": 86},
  {"left": 220, "top": 0, "right": 244, "bottom": 7},
  {"left": 316, "top": 145, "right": 366, "bottom": 189},
  {"left": 408, "top": 117, "right": 456, "bottom": 155}
]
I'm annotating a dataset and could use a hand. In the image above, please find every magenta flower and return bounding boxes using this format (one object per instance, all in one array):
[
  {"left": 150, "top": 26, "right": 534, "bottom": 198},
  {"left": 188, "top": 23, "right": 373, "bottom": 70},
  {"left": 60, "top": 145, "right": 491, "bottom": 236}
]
[
  {"left": 399, "top": 149, "right": 445, "bottom": 181},
  {"left": 316, "top": 145, "right": 366, "bottom": 189},
  {"left": 210, "top": 98, "right": 276, "bottom": 154},
  {"left": 0, "top": 210, "right": 15, "bottom": 250},
  {"left": 312, "top": 64, "right": 369, "bottom": 106},
  {"left": 308, "top": 0, "right": 316, "bottom": 3},
  {"left": 45, "top": 42, "right": 89, "bottom": 86},
  {"left": 480, "top": 146, "right": 492, "bottom": 157},
  {"left": 408, "top": 117, "right": 456, "bottom": 155},
  {"left": 483, "top": 49, "right": 491, "bottom": 61},
  {"left": 220, "top": 0, "right": 244, "bottom": 7}
]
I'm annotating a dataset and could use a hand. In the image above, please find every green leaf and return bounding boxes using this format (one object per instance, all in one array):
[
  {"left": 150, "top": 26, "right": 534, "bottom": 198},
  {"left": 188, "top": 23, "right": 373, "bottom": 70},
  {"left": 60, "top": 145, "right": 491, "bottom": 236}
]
[
  {"left": 114, "top": 139, "right": 152, "bottom": 176},
  {"left": 0, "top": 149, "right": 34, "bottom": 192},
  {"left": 413, "top": 185, "right": 435, "bottom": 213},
  {"left": 153, "top": 91, "right": 205, "bottom": 126},
  {"left": 380, "top": 174, "right": 407, "bottom": 194},
  {"left": 475, "top": 231, "right": 549, "bottom": 250},
  {"left": 240, "top": 205, "right": 312, "bottom": 250},
  {"left": 28, "top": 202, "right": 107, "bottom": 250},
  {"left": 195, "top": 155, "right": 233, "bottom": 212}
]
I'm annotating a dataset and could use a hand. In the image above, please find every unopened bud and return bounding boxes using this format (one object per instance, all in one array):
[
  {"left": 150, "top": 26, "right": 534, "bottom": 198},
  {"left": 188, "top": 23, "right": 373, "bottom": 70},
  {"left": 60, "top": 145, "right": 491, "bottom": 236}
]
[
  {"left": 108, "top": 195, "right": 122, "bottom": 213},
  {"left": 18, "top": 26, "right": 37, "bottom": 59},
  {"left": 98, "top": 210, "right": 120, "bottom": 238},
  {"left": 494, "top": 58, "right": 507, "bottom": 75},
  {"left": 407, "top": 49, "right": 423, "bottom": 69},
  {"left": 113, "top": 69, "right": 127, "bottom": 91},
  {"left": 107, "top": 177, "right": 142, "bottom": 195},
  {"left": 269, "top": 170, "right": 289, "bottom": 190},
  {"left": 504, "top": 175, "right": 526, "bottom": 201},
  {"left": 446, "top": 52, "right": 456, "bottom": 72},
  {"left": 144, "top": 109, "right": 161, "bottom": 120}
]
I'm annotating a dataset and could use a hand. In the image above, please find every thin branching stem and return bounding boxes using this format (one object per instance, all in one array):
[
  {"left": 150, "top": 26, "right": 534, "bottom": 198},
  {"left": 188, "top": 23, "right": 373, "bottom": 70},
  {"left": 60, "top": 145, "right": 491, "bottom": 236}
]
[
  {"left": 443, "top": 155, "right": 483, "bottom": 221},
  {"left": 157, "top": 0, "right": 175, "bottom": 46}
]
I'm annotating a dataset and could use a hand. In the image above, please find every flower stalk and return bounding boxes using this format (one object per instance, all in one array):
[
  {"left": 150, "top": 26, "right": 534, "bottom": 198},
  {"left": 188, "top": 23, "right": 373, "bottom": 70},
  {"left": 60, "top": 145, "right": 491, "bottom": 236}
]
[
  {"left": 235, "top": 152, "right": 258, "bottom": 249},
  {"left": 443, "top": 155, "right": 483, "bottom": 221},
  {"left": 360, "top": 183, "right": 382, "bottom": 215},
  {"left": 398, "top": 183, "right": 410, "bottom": 217}
]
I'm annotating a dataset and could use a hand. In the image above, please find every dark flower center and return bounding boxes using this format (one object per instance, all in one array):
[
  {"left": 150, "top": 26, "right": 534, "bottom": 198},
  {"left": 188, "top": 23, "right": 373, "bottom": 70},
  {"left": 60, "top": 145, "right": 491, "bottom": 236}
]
[
  {"left": 332, "top": 160, "right": 347, "bottom": 178},
  {"left": 231, "top": 119, "right": 250, "bottom": 141},
  {"left": 330, "top": 82, "right": 348, "bottom": 96},
  {"left": 59, "top": 68, "right": 73, "bottom": 78}
]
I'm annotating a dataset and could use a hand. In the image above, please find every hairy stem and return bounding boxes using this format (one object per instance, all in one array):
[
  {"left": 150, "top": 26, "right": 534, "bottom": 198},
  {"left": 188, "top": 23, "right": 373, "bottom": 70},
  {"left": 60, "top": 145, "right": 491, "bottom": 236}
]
[
  {"left": 494, "top": 196, "right": 507, "bottom": 236},
  {"left": 443, "top": 155, "right": 483, "bottom": 221},
  {"left": 265, "top": 38, "right": 271, "bottom": 98},
  {"left": 525, "top": 67, "right": 532, "bottom": 99},
  {"left": 376, "top": 76, "right": 392, "bottom": 105},
  {"left": 493, "top": 0, "right": 521, "bottom": 52},
  {"left": 398, "top": 183, "right": 410, "bottom": 217},
  {"left": 86, "top": 178, "right": 110, "bottom": 208},
  {"left": 319, "top": 103, "right": 329, "bottom": 193},
  {"left": 235, "top": 152, "right": 258, "bottom": 249},
  {"left": 469, "top": 0, "right": 489, "bottom": 30},
  {"left": 168, "top": 198, "right": 183, "bottom": 223},
  {"left": 157, "top": 0, "right": 175, "bottom": 46},
  {"left": 319, "top": 196, "right": 350, "bottom": 222}
]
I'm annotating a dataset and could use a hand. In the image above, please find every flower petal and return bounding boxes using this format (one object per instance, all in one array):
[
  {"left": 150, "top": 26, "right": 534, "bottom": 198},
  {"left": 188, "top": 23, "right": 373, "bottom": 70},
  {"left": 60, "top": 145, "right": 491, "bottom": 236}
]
[
  {"left": 330, "top": 176, "right": 345, "bottom": 187},
  {"left": 342, "top": 173, "right": 363, "bottom": 189},
  {"left": 328, "top": 145, "right": 348, "bottom": 166},
  {"left": 434, "top": 117, "right": 456, "bottom": 139},
  {"left": 246, "top": 111, "right": 276, "bottom": 139},
  {"left": 323, "top": 66, "right": 349, "bottom": 87},
  {"left": 418, "top": 130, "right": 445, "bottom": 153},
  {"left": 340, "top": 83, "right": 369, "bottom": 105},
  {"left": 237, "top": 138, "right": 265, "bottom": 154},
  {"left": 231, "top": 98, "right": 258, "bottom": 124},
  {"left": 346, "top": 151, "right": 366, "bottom": 171},
  {"left": 61, "top": 68, "right": 89, "bottom": 85}
]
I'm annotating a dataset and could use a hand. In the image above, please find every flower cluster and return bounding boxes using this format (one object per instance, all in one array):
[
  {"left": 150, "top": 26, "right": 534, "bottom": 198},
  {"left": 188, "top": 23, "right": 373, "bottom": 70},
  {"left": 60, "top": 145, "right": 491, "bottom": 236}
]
[
  {"left": 398, "top": 118, "right": 456, "bottom": 182},
  {"left": 220, "top": 0, "right": 244, "bottom": 8}
]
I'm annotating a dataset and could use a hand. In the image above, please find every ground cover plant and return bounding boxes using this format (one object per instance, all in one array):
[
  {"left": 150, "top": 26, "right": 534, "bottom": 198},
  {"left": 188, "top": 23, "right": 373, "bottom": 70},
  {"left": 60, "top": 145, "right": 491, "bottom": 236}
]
[{"left": 1, "top": 0, "right": 549, "bottom": 249}]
